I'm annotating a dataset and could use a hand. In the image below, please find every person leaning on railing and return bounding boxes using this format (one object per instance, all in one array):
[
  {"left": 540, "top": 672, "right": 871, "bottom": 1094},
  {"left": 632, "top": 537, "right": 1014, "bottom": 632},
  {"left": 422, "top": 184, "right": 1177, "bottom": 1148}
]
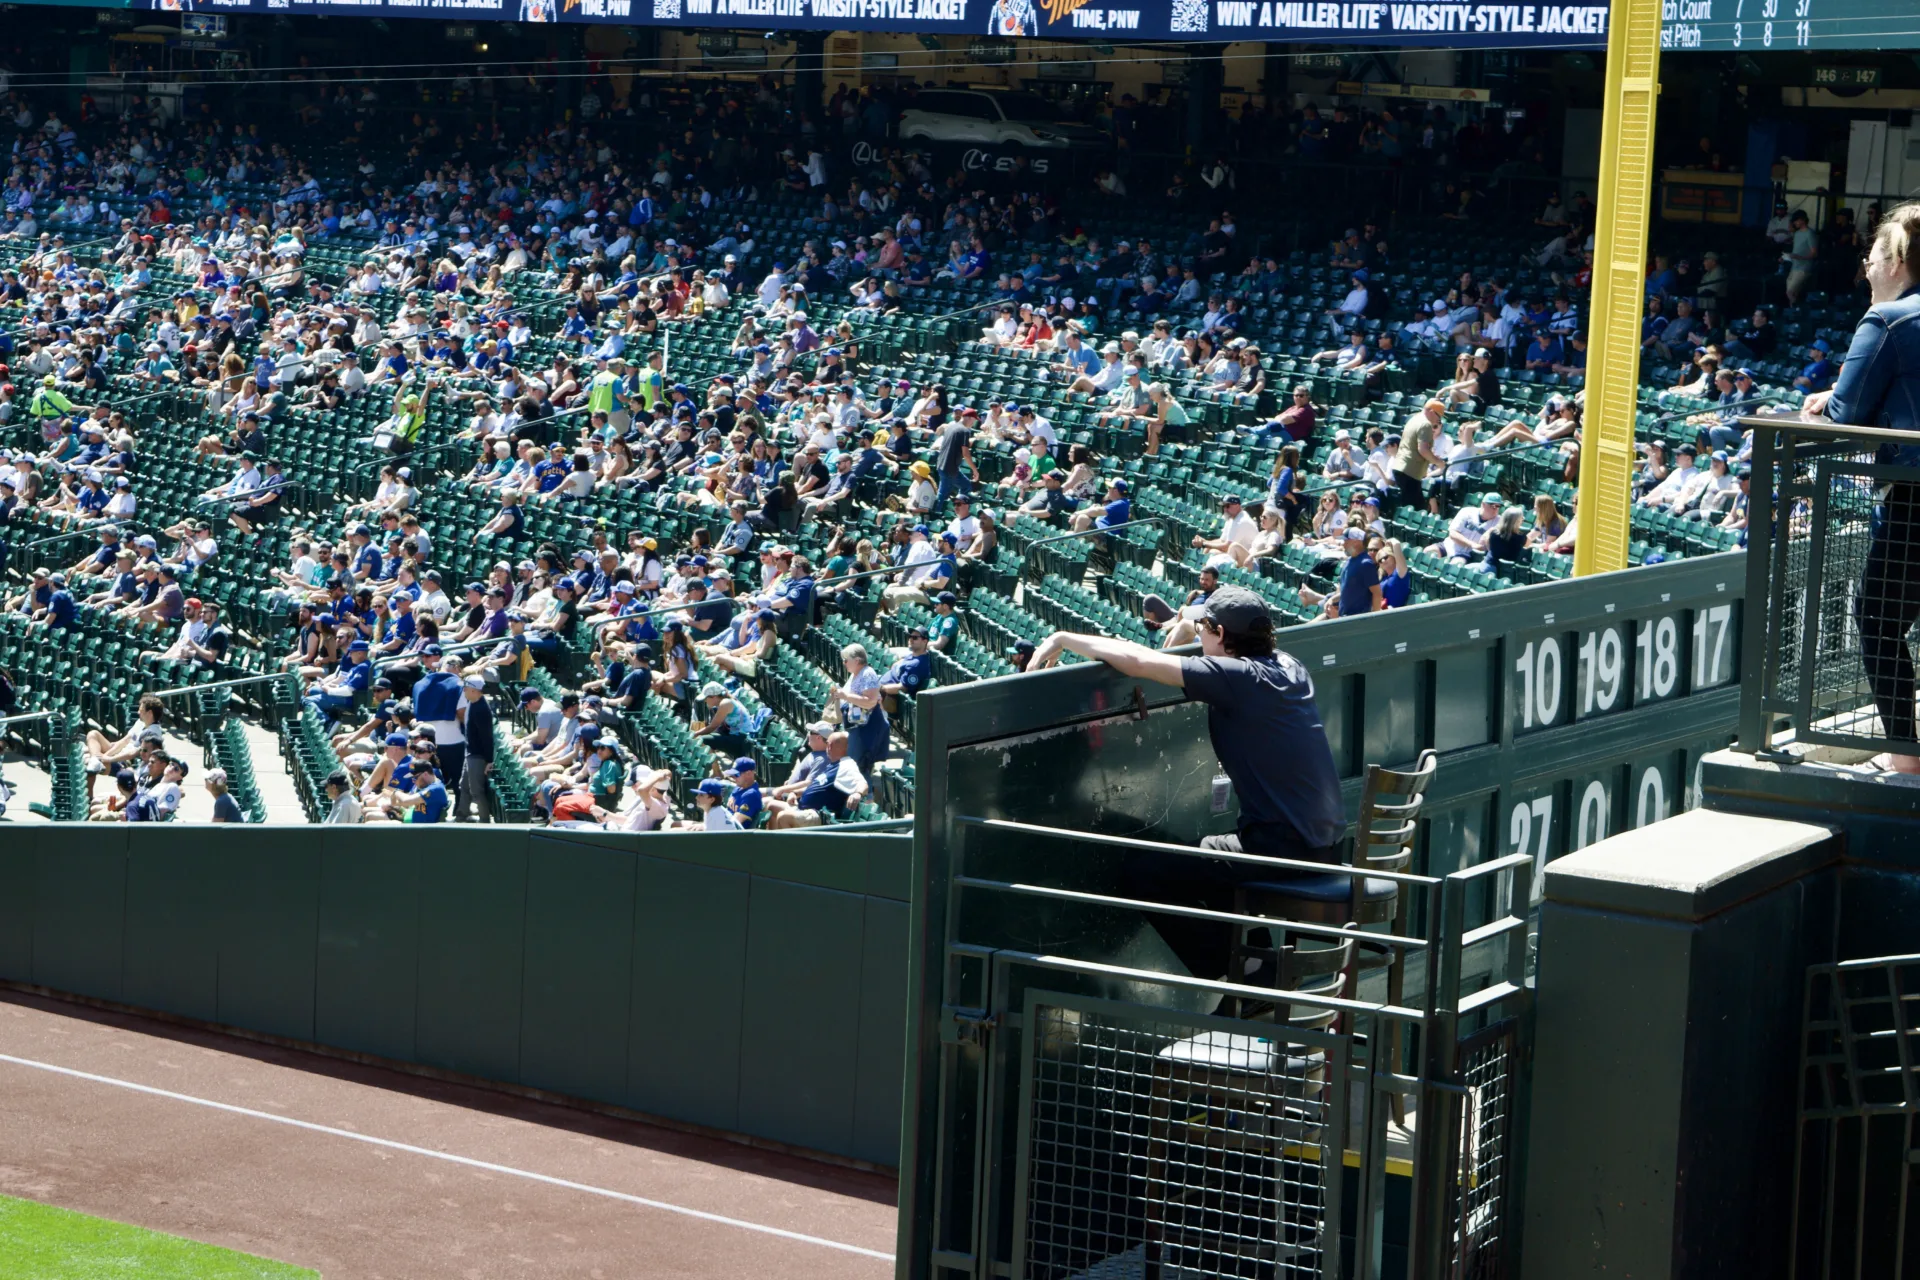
[
  {"left": 1029, "top": 587, "right": 1346, "bottom": 987},
  {"left": 1803, "top": 199, "right": 1920, "bottom": 775}
]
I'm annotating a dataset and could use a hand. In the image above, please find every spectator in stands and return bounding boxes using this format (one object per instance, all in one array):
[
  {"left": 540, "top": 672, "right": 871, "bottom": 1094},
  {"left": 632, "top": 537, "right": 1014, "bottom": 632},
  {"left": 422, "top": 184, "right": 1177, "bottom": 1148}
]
[
  {"left": 1724, "top": 307, "right": 1777, "bottom": 362},
  {"left": 1484, "top": 507, "right": 1529, "bottom": 574},
  {"left": 831, "top": 642, "right": 889, "bottom": 773},
  {"left": 1268, "top": 384, "right": 1317, "bottom": 444},
  {"left": 1377, "top": 540, "right": 1414, "bottom": 605},
  {"left": 1795, "top": 339, "right": 1837, "bottom": 393},
  {"left": 765, "top": 729, "right": 868, "bottom": 828},
  {"left": 1391, "top": 400, "right": 1446, "bottom": 510},
  {"left": 452, "top": 675, "right": 493, "bottom": 823},
  {"left": 1432, "top": 494, "right": 1501, "bottom": 564},
  {"left": 1300, "top": 528, "right": 1381, "bottom": 619},
  {"left": 1321, "top": 429, "right": 1364, "bottom": 483},
  {"left": 1676, "top": 451, "right": 1740, "bottom": 522},
  {"left": 1429, "top": 421, "right": 1485, "bottom": 513},
  {"left": 1526, "top": 495, "right": 1570, "bottom": 550},
  {"left": 323, "top": 770, "right": 363, "bottom": 825},
  {"left": 1070, "top": 478, "right": 1130, "bottom": 535},
  {"left": 205, "top": 767, "right": 245, "bottom": 823},
  {"left": 1785, "top": 210, "right": 1819, "bottom": 303},
  {"left": 1325, "top": 270, "right": 1370, "bottom": 340},
  {"left": 1639, "top": 443, "right": 1702, "bottom": 511},
  {"left": 304, "top": 637, "right": 372, "bottom": 718}
]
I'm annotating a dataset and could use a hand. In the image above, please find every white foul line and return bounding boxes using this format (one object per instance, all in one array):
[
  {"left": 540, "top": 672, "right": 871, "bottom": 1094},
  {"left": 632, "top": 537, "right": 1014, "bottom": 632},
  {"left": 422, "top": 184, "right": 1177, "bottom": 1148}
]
[{"left": 0, "top": 1051, "right": 894, "bottom": 1263}]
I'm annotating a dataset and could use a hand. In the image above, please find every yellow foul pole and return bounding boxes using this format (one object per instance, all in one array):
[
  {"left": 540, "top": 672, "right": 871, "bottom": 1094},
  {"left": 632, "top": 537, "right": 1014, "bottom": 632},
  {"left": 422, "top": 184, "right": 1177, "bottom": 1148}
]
[{"left": 1574, "top": 0, "right": 1664, "bottom": 577}]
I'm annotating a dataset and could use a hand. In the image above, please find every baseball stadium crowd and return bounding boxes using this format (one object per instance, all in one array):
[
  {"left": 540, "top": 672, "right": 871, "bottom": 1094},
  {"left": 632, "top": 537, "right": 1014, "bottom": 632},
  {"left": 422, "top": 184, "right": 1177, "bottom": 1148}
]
[{"left": 0, "top": 73, "right": 1853, "bottom": 827}]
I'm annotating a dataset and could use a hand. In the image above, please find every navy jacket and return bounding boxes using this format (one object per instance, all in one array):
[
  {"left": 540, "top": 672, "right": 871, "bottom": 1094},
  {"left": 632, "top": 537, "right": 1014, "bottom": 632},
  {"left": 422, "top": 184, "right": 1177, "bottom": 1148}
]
[
  {"left": 463, "top": 694, "right": 495, "bottom": 764},
  {"left": 1828, "top": 287, "right": 1920, "bottom": 465}
]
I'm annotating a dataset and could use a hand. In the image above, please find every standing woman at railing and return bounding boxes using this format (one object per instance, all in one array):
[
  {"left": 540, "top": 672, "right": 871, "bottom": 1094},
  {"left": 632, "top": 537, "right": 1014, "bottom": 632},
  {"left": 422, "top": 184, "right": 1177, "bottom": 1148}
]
[{"left": 1805, "top": 201, "right": 1920, "bottom": 774}]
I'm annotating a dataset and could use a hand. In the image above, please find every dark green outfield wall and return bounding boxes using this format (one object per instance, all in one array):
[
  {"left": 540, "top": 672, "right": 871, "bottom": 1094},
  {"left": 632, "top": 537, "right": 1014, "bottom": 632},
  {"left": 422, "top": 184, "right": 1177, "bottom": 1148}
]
[{"left": 0, "top": 824, "right": 912, "bottom": 1168}]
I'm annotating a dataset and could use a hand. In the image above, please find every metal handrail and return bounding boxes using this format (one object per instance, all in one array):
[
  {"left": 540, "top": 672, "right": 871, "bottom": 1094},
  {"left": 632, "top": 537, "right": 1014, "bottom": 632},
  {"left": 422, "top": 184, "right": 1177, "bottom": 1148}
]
[
  {"left": 0, "top": 708, "right": 59, "bottom": 728},
  {"left": 954, "top": 814, "right": 1442, "bottom": 887},
  {"left": 342, "top": 400, "right": 598, "bottom": 478},
  {"left": 1646, "top": 393, "right": 1787, "bottom": 430},
  {"left": 585, "top": 562, "right": 905, "bottom": 632},
  {"left": 1290, "top": 439, "right": 1569, "bottom": 504},
  {"left": 12, "top": 526, "right": 99, "bottom": 553},
  {"left": 956, "top": 876, "right": 1434, "bottom": 949},
  {"left": 371, "top": 636, "right": 498, "bottom": 669},
  {"left": 146, "top": 670, "right": 293, "bottom": 702},
  {"left": 1016, "top": 515, "right": 1165, "bottom": 576}
]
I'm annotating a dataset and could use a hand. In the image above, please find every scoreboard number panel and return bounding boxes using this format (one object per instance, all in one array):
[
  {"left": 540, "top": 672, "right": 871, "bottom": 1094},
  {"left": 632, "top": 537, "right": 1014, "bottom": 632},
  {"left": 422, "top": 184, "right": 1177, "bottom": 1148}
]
[
  {"left": 1691, "top": 601, "right": 1738, "bottom": 691},
  {"left": 1512, "top": 630, "right": 1571, "bottom": 735},
  {"left": 1633, "top": 613, "right": 1686, "bottom": 708},
  {"left": 1630, "top": 751, "right": 1685, "bottom": 831},
  {"left": 1575, "top": 622, "right": 1629, "bottom": 721},
  {"left": 1521, "top": 600, "right": 1740, "bottom": 737},
  {"left": 1508, "top": 781, "right": 1564, "bottom": 905},
  {"left": 1569, "top": 766, "right": 1624, "bottom": 854}
]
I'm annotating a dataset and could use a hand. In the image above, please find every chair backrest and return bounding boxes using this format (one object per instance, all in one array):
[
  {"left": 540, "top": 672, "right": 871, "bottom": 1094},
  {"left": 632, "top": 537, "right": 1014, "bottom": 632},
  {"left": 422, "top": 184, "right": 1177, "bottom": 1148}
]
[
  {"left": 1352, "top": 748, "right": 1437, "bottom": 866},
  {"left": 1272, "top": 935, "right": 1356, "bottom": 1033}
]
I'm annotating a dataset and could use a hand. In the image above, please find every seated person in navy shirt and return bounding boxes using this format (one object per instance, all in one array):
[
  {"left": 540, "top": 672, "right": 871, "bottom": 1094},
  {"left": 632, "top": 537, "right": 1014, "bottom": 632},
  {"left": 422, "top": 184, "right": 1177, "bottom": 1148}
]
[
  {"left": 763, "top": 556, "right": 816, "bottom": 632},
  {"left": 880, "top": 627, "right": 936, "bottom": 715},
  {"left": 1028, "top": 586, "right": 1346, "bottom": 985},
  {"left": 32, "top": 572, "right": 76, "bottom": 629},
  {"left": 1524, "top": 332, "right": 1563, "bottom": 371},
  {"left": 604, "top": 642, "right": 655, "bottom": 710},
  {"left": 305, "top": 638, "right": 373, "bottom": 716}
]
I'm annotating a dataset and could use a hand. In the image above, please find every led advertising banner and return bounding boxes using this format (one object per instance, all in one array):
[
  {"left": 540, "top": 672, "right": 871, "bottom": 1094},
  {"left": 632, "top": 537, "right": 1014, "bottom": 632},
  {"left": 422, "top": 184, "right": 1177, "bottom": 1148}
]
[
  {"left": 126, "top": 0, "right": 1920, "bottom": 50},
  {"left": 133, "top": 0, "right": 1617, "bottom": 45}
]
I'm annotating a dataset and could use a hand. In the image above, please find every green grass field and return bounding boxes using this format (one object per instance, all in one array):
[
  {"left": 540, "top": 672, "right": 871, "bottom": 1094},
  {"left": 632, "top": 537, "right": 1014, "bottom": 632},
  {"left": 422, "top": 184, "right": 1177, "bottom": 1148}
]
[{"left": 0, "top": 1195, "right": 316, "bottom": 1280}]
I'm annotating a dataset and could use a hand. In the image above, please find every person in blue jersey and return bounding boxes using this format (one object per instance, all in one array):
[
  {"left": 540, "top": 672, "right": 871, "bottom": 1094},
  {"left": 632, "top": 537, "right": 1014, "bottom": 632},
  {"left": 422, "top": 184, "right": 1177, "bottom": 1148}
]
[{"left": 723, "top": 757, "right": 764, "bottom": 828}]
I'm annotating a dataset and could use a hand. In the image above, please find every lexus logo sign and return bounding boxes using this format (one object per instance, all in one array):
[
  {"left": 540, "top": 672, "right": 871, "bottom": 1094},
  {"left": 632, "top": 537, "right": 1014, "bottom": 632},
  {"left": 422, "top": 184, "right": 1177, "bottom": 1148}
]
[
  {"left": 852, "top": 138, "right": 1049, "bottom": 174},
  {"left": 962, "top": 148, "right": 1050, "bottom": 174}
]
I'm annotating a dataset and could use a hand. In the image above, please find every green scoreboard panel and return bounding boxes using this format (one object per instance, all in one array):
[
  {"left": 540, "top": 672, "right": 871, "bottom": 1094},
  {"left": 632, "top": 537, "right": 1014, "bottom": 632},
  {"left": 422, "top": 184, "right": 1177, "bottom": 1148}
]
[
  {"left": 915, "top": 551, "right": 1745, "bottom": 910},
  {"left": 1663, "top": 0, "right": 1920, "bottom": 52}
]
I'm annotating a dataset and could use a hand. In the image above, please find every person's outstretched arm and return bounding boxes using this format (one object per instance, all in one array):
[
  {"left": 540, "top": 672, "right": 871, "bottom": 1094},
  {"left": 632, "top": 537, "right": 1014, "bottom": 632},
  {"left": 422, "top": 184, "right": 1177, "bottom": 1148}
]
[{"left": 1030, "top": 630, "right": 1186, "bottom": 687}]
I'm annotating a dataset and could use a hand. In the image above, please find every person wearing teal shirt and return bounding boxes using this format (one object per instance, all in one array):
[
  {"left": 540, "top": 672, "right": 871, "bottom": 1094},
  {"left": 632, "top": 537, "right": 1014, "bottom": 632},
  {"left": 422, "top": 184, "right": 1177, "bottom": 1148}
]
[
  {"left": 589, "top": 738, "right": 624, "bottom": 809},
  {"left": 928, "top": 592, "right": 961, "bottom": 653}
]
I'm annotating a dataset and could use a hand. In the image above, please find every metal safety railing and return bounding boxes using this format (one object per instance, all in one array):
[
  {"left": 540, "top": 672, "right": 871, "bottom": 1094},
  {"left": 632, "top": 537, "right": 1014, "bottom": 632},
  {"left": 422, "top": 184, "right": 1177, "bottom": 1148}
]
[
  {"left": 926, "top": 813, "right": 1534, "bottom": 1280},
  {"left": 1789, "top": 952, "right": 1920, "bottom": 1280},
  {"left": 1738, "top": 415, "right": 1920, "bottom": 760}
]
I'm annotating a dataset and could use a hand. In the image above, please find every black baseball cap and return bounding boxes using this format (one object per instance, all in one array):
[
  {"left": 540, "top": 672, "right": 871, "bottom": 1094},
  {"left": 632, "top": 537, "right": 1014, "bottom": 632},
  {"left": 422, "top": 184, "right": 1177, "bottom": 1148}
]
[{"left": 1198, "top": 585, "right": 1273, "bottom": 637}]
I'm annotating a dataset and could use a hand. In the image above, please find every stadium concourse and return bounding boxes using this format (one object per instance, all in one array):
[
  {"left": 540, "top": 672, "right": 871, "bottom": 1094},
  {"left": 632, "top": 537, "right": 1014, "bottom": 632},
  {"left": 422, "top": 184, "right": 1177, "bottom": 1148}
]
[{"left": 0, "top": 89, "right": 1833, "bottom": 831}]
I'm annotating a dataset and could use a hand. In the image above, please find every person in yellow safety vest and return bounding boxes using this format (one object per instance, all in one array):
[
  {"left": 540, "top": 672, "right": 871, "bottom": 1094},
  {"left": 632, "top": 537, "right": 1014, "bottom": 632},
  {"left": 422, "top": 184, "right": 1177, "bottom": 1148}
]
[
  {"left": 368, "top": 382, "right": 428, "bottom": 455},
  {"left": 587, "top": 355, "right": 626, "bottom": 428},
  {"left": 28, "top": 374, "right": 75, "bottom": 422},
  {"left": 29, "top": 374, "right": 85, "bottom": 463}
]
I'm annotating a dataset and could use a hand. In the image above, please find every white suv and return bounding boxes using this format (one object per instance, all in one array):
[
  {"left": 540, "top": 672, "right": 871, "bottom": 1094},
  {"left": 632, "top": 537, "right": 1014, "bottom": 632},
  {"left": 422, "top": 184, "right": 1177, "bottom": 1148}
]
[{"left": 897, "top": 90, "right": 1106, "bottom": 150}]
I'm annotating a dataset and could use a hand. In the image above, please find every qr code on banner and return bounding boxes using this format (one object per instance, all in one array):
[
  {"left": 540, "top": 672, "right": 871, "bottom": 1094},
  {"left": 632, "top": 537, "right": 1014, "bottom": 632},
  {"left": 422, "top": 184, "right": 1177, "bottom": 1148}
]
[
  {"left": 1169, "top": 0, "right": 1208, "bottom": 31},
  {"left": 653, "top": 0, "right": 680, "bottom": 17}
]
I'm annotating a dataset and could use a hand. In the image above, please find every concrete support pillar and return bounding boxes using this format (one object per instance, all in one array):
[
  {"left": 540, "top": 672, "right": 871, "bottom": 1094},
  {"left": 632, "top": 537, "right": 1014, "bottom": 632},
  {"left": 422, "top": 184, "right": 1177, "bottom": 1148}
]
[
  {"left": 1185, "top": 44, "right": 1224, "bottom": 154},
  {"left": 1523, "top": 808, "right": 1840, "bottom": 1277},
  {"left": 793, "top": 31, "right": 827, "bottom": 138}
]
